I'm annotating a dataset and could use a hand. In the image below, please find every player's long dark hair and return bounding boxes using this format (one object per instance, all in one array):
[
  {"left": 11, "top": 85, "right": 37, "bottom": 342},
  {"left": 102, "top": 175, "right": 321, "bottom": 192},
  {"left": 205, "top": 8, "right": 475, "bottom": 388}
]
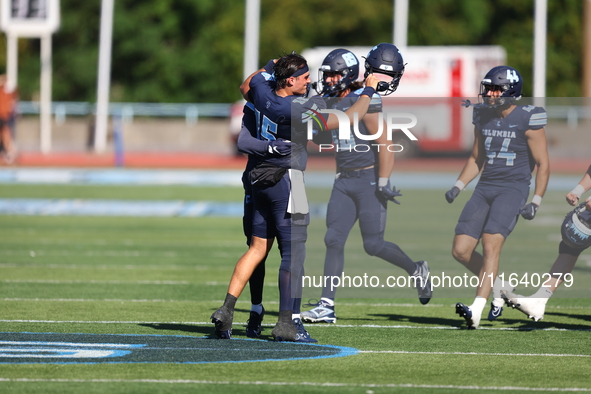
[
  {"left": 274, "top": 53, "right": 307, "bottom": 89},
  {"left": 349, "top": 81, "right": 364, "bottom": 92}
]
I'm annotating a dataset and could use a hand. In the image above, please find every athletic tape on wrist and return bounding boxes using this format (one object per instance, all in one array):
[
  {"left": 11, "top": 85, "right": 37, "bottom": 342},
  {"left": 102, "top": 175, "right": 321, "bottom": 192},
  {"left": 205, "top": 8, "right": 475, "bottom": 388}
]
[
  {"left": 454, "top": 180, "right": 465, "bottom": 191},
  {"left": 532, "top": 194, "right": 542, "bottom": 206},
  {"left": 571, "top": 184, "right": 585, "bottom": 198}
]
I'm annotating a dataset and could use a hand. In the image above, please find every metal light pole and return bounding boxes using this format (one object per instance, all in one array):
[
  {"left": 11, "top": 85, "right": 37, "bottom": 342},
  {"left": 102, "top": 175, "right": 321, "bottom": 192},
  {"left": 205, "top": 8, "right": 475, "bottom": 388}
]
[
  {"left": 393, "top": 0, "right": 408, "bottom": 50},
  {"left": 94, "top": 0, "right": 114, "bottom": 153},
  {"left": 243, "top": 0, "right": 260, "bottom": 80},
  {"left": 533, "top": 0, "right": 547, "bottom": 99},
  {"left": 583, "top": 0, "right": 591, "bottom": 97}
]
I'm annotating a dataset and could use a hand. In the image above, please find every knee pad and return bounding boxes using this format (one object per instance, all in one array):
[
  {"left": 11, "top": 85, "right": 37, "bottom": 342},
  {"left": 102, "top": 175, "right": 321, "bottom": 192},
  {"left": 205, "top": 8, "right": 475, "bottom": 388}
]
[
  {"left": 363, "top": 235, "right": 385, "bottom": 256},
  {"left": 277, "top": 226, "right": 307, "bottom": 273},
  {"left": 324, "top": 228, "right": 346, "bottom": 249},
  {"left": 291, "top": 224, "right": 307, "bottom": 243}
]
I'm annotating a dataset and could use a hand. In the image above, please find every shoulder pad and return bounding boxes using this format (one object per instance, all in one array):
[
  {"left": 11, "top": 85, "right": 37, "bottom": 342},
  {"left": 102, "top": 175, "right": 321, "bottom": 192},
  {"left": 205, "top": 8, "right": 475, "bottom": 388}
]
[
  {"left": 521, "top": 105, "right": 547, "bottom": 129},
  {"left": 244, "top": 102, "right": 255, "bottom": 112}
]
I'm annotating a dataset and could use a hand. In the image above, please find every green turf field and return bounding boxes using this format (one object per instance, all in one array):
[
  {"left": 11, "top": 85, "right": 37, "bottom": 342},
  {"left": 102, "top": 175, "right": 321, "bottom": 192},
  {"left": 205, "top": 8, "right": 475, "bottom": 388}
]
[{"left": 1, "top": 183, "right": 590, "bottom": 393}]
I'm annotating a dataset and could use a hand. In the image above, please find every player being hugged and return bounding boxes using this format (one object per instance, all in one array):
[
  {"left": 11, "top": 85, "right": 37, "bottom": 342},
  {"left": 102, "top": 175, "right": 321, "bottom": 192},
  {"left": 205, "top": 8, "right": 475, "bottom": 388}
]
[
  {"left": 301, "top": 44, "right": 432, "bottom": 326},
  {"left": 446, "top": 66, "right": 550, "bottom": 329}
]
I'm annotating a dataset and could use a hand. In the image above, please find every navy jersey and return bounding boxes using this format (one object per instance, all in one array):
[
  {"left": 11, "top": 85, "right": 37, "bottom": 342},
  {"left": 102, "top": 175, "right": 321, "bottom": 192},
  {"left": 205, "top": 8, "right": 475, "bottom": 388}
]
[
  {"left": 328, "top": 89, "right": 382, "bottom": 169},
  {"left": 473, "top": 105, "right": 547, "bottom": 186},
  {"left": 249, "top": 71, "right": 328, "bottom": 171},
  {"left": 240, "top": 102, "right": 259, "bottom": 191}
]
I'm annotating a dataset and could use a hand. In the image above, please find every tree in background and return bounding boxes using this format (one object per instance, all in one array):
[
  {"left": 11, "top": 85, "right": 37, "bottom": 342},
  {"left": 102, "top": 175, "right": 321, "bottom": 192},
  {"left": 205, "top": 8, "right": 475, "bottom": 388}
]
[{"left": 0, "top": 0, "right": 583, "bottom": 103}]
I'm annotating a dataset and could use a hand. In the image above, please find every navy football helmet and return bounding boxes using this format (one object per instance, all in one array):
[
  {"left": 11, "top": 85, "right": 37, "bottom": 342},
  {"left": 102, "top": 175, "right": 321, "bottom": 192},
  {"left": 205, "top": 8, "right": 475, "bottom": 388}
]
[
  {"left": 363, "top": 43, "right": 405, "bottom": 95},
  {"left": 315, "top": 48, "right": 360, "bottom": 96},
  {"left": 561, "top": 203, "right": 591, "bottom": 250},
  {"left": 479, "top": 66, "right": 523, "bottom": 108}
]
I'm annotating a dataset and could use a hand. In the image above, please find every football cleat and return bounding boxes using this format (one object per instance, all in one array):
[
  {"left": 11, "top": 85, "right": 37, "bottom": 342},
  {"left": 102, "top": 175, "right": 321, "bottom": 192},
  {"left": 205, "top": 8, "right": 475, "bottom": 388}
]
[
  {"left": 293, "top": 318, "right": 318, "bottom": 343},
  {"left": 245, "top": 307, "right": 265, "bottom": 338},
  {"left": 210, "top": 305, "right": 234, "bottom": 339},
  {"left": 301, "top": 300, "right": 337, "bottom": 323},
  {"left": 487, "top": 303, "right": 503, "bottom": 321},
  {"left": 413, "top": 261, "right": 433, "bottom": 305},
  {"left": 455, "top": 302, "right": 480, "bottom": 329},
  {"left": 501, "top": 290, "right": 545, "bottom": 322},
  {"left": 272, "top": 310, "right": 298, "bottom": 342},
  {"left": 272, "top": 322, "right": 298, "bottom": 342}
]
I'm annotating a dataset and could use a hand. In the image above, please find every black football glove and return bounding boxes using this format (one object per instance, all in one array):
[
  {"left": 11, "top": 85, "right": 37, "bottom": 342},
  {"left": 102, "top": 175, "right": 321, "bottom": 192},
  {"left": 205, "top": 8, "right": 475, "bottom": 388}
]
[
  {"left": 267, "top": 139, "right": 291, "bottom": 156},
  {"left": 445, "top": 186, "right": 461, "bottom": 203},
  {"left": 519, "top": 202, "right": 539, "bottom": 220},
  {"left": 378, "top": 182, "right": 402, "bottom": 204}
]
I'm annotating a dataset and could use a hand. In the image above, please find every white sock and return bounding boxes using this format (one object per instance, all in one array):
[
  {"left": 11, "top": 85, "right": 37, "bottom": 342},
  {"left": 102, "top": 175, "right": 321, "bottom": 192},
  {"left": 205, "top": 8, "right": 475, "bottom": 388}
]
[
  {"left": 292, "top": 313, "right": 301, "bottom": 320},
  {"left": 250, "top": 303, "right": 263, "bottom": 314},
  {"left": 532, "top": 287, "right": 553, "bottom": 301},
  {"left": 470, "top": 296, "right": 487, "bottom": 315},
  {"left": 491, "top": 297, "right": 505, "bottom": 307},
  {"left": 491, "top": 277, "right": 505, "bottom": 298},
  {"left": 320, "top": 297, "right": 335, "bottom": 306}
]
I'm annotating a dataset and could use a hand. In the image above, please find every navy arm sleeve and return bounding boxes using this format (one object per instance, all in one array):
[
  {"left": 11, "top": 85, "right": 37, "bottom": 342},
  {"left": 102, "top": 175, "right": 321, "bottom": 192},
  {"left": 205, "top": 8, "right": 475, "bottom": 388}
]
[
  {"left": 263, "top": 59, "right": 275, "bottom": 73},
  {"left": 237, "top": 124, "right": 269, "bottom": 156}
]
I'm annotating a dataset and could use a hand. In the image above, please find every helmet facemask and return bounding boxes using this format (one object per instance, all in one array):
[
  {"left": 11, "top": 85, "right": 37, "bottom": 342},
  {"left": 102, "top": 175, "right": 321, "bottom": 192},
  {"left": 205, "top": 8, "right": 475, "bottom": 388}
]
[
  {"left": 479, "top": 83, "right": 512, "bottom": 108},
  {"left": 317, "top": 66, "right": 355, "bottom": 96},
  {"left": 364, "top": 63, "right": 404, "bottom": 96}
]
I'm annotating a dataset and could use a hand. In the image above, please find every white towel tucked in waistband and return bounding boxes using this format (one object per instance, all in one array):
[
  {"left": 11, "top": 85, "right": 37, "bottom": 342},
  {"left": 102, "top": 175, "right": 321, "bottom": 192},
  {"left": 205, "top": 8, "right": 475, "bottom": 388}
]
[{"left": 287, "top": 169, "right": 309, "bottom": 214}]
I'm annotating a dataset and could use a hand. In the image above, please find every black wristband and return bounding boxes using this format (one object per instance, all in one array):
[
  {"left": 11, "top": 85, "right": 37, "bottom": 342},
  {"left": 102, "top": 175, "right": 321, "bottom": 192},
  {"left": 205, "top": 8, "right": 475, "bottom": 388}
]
[
  {"left": 361, "top": 86, "right": 376, "bottom": 97},
  {"left": 264, "top": 59, "right": 275, "bottom": 73}
]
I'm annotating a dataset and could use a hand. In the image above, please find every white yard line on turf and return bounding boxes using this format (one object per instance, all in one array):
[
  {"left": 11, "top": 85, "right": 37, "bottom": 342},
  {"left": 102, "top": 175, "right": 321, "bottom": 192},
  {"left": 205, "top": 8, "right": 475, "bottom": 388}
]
[
  {"left": 357, "top": 350, "right": 591, "bottom": 357},
  {"left": 0, "top": 378, "right": 589, "bottom": 391},
  {"left": 2, "top": 280, "right": 190, "bottom": 285},
  {"left": 0, "top": 263, "right": 210, "bottom": 270}
]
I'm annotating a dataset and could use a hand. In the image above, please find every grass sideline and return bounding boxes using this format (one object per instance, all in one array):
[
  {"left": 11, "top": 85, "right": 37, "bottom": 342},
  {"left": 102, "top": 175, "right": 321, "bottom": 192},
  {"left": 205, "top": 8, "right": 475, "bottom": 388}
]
[{"left": 1, "top": 183, "right": 590, "bottom": 393}]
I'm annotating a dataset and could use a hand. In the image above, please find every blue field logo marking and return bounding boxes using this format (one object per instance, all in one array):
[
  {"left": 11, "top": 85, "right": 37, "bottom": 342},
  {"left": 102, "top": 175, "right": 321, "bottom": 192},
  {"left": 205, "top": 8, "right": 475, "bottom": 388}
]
[
  {"left": 0, "top": 340, "right": 143, "bottom": 359},
  {"left": 0, "top": 332, "right": 358, "bottom": 364}
]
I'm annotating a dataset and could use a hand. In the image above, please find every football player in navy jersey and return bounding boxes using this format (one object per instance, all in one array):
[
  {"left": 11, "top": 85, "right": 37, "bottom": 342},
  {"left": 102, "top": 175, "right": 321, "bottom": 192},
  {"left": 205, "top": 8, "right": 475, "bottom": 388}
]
[
  {"left": 211, "top": 52, "right": 379, "bottom": 341},
  {"left": 234, "top": 59, "right": 293, "bottom": 338},
  {"left": 235, "top": 101, "right": 291, "bottom": 338},
  {"left": 301, "top": 45, "right": 432, "bottom": 325},
  {"left": 445, "top": 66, "right": 550, "bottom": 329},
  {"left": 502, "top": 164, "right": 591, "bottom": 322}
]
